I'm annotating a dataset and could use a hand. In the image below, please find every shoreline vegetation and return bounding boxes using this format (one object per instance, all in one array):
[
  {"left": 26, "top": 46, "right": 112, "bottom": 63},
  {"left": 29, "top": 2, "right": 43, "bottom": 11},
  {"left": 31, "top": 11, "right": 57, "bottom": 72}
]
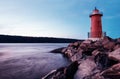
[
  {"left": 44, "top": 36, "right": 120, "bottom": 79},
  {"left": 0, "top": 35, "right": 82, "bottom": 43}
]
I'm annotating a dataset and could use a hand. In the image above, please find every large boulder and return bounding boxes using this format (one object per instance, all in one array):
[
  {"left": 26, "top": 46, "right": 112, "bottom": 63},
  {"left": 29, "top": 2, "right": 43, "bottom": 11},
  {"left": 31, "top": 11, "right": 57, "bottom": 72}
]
[
  {"left": 101, "top": 36, "right": 116, "bottom": 51},
  {"left": 42, "top": 61, "right": 79, "bottom": 79},
  {"left": 93, "top": 50, "right": 109, "bottom": 69},
  {"left": 108, "top": 48, "right": 120, "bottom": 62},
  {"left": 101, "top": 63, "right": 120, "bottom": 79},
  {"left": 65, "top": 61, "right": 79, "bottom": 79},
  {"left": 74, "top": 57, "right": 97, "bottom": 79}
]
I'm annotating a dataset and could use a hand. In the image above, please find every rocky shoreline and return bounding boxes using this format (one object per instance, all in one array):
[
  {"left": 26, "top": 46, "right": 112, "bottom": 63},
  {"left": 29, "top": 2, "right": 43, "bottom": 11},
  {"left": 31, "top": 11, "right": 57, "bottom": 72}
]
[{"left": 42, "top": 36, "right": 120, "bottom": 79}]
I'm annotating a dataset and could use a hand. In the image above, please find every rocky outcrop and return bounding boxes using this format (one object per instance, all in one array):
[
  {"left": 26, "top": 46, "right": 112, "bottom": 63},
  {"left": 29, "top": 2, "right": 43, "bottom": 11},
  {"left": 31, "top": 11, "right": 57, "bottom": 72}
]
[
  {"left": 42, "top": 61, "right": 79, "bottom": 79},
  {"left": 42, "top": 36, "right": 120, "bottom": 79}
]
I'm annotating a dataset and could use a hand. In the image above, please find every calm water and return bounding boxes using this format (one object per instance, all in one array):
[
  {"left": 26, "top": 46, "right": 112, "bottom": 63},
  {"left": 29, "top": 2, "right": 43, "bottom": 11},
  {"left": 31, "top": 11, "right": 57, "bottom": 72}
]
[{"left": 0, "top": 43, "right": 70, "bottom": 79}]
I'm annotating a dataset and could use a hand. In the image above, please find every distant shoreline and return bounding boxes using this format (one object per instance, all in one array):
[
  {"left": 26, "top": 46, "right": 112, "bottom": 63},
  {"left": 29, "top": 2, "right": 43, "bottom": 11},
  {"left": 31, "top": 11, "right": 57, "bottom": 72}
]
[{"left": 0, "top": 35, "right": 83, "bottom": 43}]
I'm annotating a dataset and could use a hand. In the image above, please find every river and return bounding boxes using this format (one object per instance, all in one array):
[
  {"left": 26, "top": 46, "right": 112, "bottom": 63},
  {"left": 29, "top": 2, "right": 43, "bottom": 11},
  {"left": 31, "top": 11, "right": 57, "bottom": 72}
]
[{"left": 0, "top": 43, "right": 70, "bottom": 79}]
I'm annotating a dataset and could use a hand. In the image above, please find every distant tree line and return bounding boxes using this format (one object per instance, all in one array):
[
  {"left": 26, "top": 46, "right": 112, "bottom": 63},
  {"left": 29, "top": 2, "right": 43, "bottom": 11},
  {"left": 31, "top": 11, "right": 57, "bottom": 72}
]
[{"left": 0, "top": 35, "right": 82, "bottom": 43}]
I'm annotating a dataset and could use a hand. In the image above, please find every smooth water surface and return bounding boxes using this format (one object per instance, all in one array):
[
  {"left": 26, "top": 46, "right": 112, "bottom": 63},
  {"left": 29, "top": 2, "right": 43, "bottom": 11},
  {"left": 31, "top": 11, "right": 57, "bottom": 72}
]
[{"left": 0, "top": 43, "right": 70, "bottom": 79}]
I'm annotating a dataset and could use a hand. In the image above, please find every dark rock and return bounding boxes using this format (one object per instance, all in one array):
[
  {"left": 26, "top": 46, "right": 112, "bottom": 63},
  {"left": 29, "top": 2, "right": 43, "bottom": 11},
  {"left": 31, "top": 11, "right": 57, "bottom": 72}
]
[
  {"left": 94, "top": 52, "right": 109, "bottom": 69},
  {"left": 42, "top": 61, "right": 79, "bottom": 79},
  {"left": 42, "top": 68, "right": 65, "bottom": 79},
  {"left": 65, "top": 61, "right": 79, "bottom": 79},
  {"left": 101, "top": 63, "right": 120, "bottom": 79},
  {"left": 107, "top": 59, "right": 119, "bottom": 69},
  {"left": 91, "top": 73, "right": 105, "bottom": 79},
  {"left": 50, "top": 47, "right": 65, "bottom": 53}
]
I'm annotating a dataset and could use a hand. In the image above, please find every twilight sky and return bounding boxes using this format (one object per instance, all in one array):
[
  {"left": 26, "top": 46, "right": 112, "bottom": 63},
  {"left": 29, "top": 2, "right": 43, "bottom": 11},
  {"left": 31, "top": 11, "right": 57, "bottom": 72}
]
[{"left": 0, "top": 0, "right": 120, "bottom": 39}]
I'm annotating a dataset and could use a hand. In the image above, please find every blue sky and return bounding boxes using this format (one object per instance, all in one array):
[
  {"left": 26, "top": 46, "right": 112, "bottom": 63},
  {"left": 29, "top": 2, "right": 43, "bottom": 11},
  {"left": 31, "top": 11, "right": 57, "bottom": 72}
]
[{"left": 0, "top": 0, "right": 120, "bottom": 39}]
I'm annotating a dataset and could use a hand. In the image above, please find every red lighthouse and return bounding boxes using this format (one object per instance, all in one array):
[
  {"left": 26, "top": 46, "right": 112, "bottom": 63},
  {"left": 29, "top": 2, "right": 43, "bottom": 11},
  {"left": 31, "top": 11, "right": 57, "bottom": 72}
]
[{"left": 88, "top": 7, "right": 106, "bottom": 40}]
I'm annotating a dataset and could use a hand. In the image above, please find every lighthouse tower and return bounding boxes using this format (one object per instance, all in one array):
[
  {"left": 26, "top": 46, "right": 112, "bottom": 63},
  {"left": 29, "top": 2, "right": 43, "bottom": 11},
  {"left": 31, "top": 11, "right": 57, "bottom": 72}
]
[{"left": 88, "top": 7, "right": 106, "bottom": 41}]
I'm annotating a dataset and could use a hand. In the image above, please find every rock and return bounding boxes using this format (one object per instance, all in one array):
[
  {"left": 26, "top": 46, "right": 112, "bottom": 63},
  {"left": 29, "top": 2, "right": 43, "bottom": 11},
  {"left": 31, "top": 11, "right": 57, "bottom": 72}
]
[
  {"left": 92, "top": 49, "right": 102, "bottom": 56},
  {"left": 94, "top": 52, "right": 109, "bottom": 69},
  {"left": 80, "top": 40, "right": 92, "bottom": 49},
  {"left": 74, "top": 57, "right": 97, "bottom": 79},
  {"left": 93, "top": 41, "right": 102, "bottom": 47},
  {"left": 71, "top": 52, "right": 83, "bottom": 62},
  {"left": 61, "top": 48, "right": 67, "bottom": 53},
  {"left": 82, "top": 40, "right": 93, "bottom": 44},
  {"left": 64, "top": 47, "right": 78, "bottom": 58},
  {"left": 108, "top": 48, "right": 120, "bottom": 62},
  {"left": 42, "top": 67, "right": 66, "bottom": 79},
  {"left": 65, "top": 61, "right": 79, "bottom": 79},
  {"left": 103, "top": 41, "right": 116, "bottom": 51},
  {"left": 72, "top": 42, "right": 80, "bottom": 49},
  {"left": 68, "top": 41, "right": 82, "bottom": 48},
  {"left": 101, "top": 63, "right": 120, "bottom": 79},
  {"left": 91, "top": 73, "right": 105, "bottom": 79},
  {"left": 42, "top": 61, "right": 79, "bottom": 79},
  {"left": 117, "top": 38, "right": 120, "bottom": 43},
  {"left": 114, "top": 44, "right": 120, "bottom": 50},
  {"left": 50, "top": 47, "right": 65, "bottom": 53},
  {"left": 68, "top": 43, "right": 74, "bottom": 47},
  {"left": 102, "top": 36, "right": 113, "bottom": 45}
]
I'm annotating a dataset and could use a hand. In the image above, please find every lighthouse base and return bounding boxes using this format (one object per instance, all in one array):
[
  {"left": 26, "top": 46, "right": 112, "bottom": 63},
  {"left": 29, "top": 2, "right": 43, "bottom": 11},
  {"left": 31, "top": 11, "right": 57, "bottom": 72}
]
[
  {"left": 88, "top": 38, "right": 103, "bottom": 41},
  {"left": 88, "top": 32, "right": 106, "bottom": 41}
]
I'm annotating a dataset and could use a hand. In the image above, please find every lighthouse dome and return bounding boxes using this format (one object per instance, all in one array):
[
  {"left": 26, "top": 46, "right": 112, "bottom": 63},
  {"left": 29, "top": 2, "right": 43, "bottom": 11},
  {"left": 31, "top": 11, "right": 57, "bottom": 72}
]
[
  {"left": 93, "top": 9, "right": 100, "bottom": 14},
  {"left": 90, "top": 7, "right": 103, "bottom": 17}
]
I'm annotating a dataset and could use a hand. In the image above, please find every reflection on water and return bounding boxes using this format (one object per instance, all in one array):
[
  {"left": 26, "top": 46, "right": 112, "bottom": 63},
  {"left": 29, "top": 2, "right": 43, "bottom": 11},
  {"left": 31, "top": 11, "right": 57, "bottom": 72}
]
[{"left": 0, "top": 43, "right": 70, "bottom": 79}]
